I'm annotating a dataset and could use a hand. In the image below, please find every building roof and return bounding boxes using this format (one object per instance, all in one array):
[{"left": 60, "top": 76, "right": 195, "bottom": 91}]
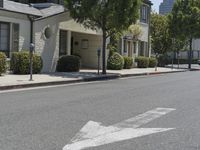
[{"left": 0, "top": 0, "right": 65, "bottom": 18}]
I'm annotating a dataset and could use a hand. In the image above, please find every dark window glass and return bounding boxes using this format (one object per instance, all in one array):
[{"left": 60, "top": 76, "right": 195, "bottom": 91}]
[
  {"left": 59, "top": 30, "right": 67, "bottom": 56},
  {"left": 12, "top": 23, "right": 19, "bottom": 52},
  {"left": 0, "top": 22, "right": 10, "bottom": 57},
  {"left": 140, "top": 5, "right": 148, "bottom": 23}
]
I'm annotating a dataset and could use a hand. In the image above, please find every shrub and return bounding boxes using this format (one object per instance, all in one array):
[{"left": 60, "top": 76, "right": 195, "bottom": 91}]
[
  {"left": 0, "top": 52, "right": 7, "bottom": 76},
  {"left": 135, "top": 56, "right": 149, "bottom": 68},
  {"left": 158, "top": 55, "right": 170, "bottom": 67},
  {"left": 173, "top": 59, "right": 198, "bottom": 64},
  {"left": 123, "top": 56, "right": 133, "bottom": 69},
  {"left": 10, "top": 52, "right": 43, "bottom": 74},
  {"left": 107, "top": 52, "right": 124, "bottom": 70},
  {"left": 149, "top": 57, "right": 157, "bottom": 68},
  {"left": 56, "top": 55, "right": 81, "bottom": 72}
]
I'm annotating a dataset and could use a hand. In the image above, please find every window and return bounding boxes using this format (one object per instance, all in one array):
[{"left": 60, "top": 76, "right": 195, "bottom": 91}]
[
  {"left": 123, "top": 40, "right": 127, "bottom": 53},
  {"left": 12, "top": 23, "right": 19, "bottom": 52},
  {"left": 140, "top": 5, "right": 149, "bottom": 23},
  {"left": 0, "top": 22, "right": 10, "bottom": 57},
  {"left": 59, "top": 30, "right": 68, "bottom": 56}
]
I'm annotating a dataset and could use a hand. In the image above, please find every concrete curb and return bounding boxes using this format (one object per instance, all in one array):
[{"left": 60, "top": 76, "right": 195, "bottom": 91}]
[
  {"left": 120, "top": 70, "right": 187, "bottom": 78},
  {"left": 0, "top": 74, "right": 120, "bottom": 91},
  {"left": 0, "top": 69, "right": 188, "bottom": 91}
]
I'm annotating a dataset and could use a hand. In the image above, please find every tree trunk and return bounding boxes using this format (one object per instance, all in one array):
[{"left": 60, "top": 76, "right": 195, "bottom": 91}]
[
  {"left": 188, "top": 38, "right": 192, "bottom": 70},
  {"left": 102, "top": 30, "right": 107, "bottom": 74}
]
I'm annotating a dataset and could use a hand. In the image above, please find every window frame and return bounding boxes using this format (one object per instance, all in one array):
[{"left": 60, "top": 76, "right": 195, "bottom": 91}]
[
  {"left": 0, "top": 22, "right": 10, "bottom": 57},
  {"left": 12, "top": 23, "right": 20, "bottom": 52},
  {"left": 140, "top": 4, "right": 149, "bottom": 24}
]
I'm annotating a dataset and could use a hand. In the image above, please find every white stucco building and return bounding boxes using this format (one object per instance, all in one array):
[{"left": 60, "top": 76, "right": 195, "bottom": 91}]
[
  {"left": 0, "top": 0, "right": 103, "bottom": 72},
  {"left": 119, "top": 0, "right": 152, "bottom": 59},
  {"left": 0, "top": 0, "right": 152, "bottom": 72}
]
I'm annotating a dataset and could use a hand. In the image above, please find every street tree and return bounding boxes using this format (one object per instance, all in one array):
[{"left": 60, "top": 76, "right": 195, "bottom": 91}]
[
  {"left": 169, "top": 0, "right": 200, "bottom": 69},
  {"left": 150, "top": 13, "right": 172, "bottom": 57},
  {"left": 65, "top": 0, "right": 141, "bottom": 74},
  {"left": 128, "top": 23, "right": 143, "bottom": 41}
]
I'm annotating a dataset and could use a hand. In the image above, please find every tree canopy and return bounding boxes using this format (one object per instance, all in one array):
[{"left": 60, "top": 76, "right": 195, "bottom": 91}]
[
  {"left": 150, "top": 13, "right": 172, "bottom": 56},
  {"left": 65, "top": 0, "right": 141, "bottom": 74},
  {"left": 169, "top": 0, "right": 200, "bottom": 68},
  {"left": 128, "top": 23, "right": 143, "bottom": 41},
  {"left": 170, "top": 0, "right": 200, "bottom": 40}
]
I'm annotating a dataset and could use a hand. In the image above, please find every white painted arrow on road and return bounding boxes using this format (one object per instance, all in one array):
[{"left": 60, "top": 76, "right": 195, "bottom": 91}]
[{"left": 63, "top": 108, "right": 175, "bottom": 150}]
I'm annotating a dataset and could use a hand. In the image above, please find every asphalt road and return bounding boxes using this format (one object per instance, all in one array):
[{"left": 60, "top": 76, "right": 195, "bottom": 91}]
[{"left": 1, "top": 71, "right": 200, "bottom": 150}]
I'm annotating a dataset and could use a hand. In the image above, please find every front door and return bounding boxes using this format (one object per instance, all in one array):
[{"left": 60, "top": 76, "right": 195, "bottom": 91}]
[{"left": 59, "top": 30, "right": 67, "bottom": 56}]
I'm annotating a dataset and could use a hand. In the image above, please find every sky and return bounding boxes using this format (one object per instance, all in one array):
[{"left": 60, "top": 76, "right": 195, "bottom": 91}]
[{"left": 151, "top": 0, "right": 163, "bottom": 12}]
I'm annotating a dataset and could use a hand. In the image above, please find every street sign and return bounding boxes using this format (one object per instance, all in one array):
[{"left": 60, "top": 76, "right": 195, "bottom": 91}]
[{"left": 63, "top": 108, "right": 175, "bottom": 150}]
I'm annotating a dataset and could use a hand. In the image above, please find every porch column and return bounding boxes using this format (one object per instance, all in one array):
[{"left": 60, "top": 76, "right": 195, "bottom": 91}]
[
  {"left": 135, "top": 41, "right": 139, "bottom": 57},
  {"left": 121, "top": 37, "right": 124, "bottom": 55},
  {"left": 67, "top": 30, "right": 71, "bottom": 55},
  {"left": 148, "top": 42, "right": 151, "bottom": 57}
]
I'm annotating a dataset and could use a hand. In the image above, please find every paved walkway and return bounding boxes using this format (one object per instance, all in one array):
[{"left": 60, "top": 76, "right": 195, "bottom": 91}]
[{"left": 0, "top": 67, "right": 186, "bottom": 90}]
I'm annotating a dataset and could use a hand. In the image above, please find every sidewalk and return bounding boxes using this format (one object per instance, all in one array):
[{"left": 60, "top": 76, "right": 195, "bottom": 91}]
[{"left": 0, "top": 67, "right": 186, "bottom": 90}]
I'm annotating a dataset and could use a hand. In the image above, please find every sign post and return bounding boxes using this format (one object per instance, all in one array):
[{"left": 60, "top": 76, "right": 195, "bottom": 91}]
[
  {"left": 29, "top": 43, "right": 35, "bottom": 81},
  {"left": 97, "top": 48, "right": 101, "bottom": 75}
]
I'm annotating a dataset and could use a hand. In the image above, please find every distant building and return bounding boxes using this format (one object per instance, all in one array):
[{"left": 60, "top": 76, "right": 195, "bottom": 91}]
[{"left": 159, "top": 0, "right": 175, "bottom": 15}]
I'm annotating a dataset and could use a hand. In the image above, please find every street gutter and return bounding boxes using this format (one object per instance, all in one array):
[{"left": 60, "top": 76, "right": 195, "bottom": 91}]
[{"left": 0, "top": 69, "right": 188, "bottom": 91}]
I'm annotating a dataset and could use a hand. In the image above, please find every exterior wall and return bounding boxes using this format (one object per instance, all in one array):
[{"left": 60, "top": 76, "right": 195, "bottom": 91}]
[
  {"left": 139, "top": 23, "right": 149, "bottom": 42},
  {"left": 59, "top": 14, "right": 101, "bottom": 35},
  {"left": 72, "top": 32, "right": 103, "bottom": 69},
  {"left": 34, "top": 16, "right": 62, "bottom": 72},
  {"left": 0, "top": 10, "right": 102, "bottom": 72},
  {"left": 0, "top": 10, "right": 30, "bottom": 54},
  {"left": 34, "top": 12, "right": 102, "bottom": 72},
  {"left": 193, "top": 39, "right": 200, "bottom": 51},
  {"left": 120, "top": 2, "right": 151, "bottom": 59}
]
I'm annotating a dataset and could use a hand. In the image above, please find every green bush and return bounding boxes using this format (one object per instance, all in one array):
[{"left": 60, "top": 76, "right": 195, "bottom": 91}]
[
  {"left": 123, "top": 56, "right": 133, "bottom": 69},
  {"left": 158, "top": 55, "right": 170, "bottom": 67},
  {"left": 173, "top": 59, "right": 198, "bottom": 64},
  {"left": 10, "top": 52, "right": 43, "bottom": 74},
  {"left": 135, "top": 56, "right": 149, "bottom": 68},
  {"left": 149, "top": 57, "right": 157, "bottom": 68},
  {"left": 0, "top": 52, "right": 7, "bottom": 76},
  {"left": 56, "top": 55, "right": 81, "bottom": 72},
  {"left": 107, "top": 52, "right": 124, "bottom": 70}
]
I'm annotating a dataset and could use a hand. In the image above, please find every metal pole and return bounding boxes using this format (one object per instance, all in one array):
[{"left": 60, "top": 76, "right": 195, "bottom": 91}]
[
  {"left": 97, "top": 48, "right": 101, "bottom": 75},
  {"left": 98, "top": 56, "right": 100, "bottom": 75},
  {"left": 30, "top": 50, "right": 33, "bottom": 81},
  {"left": 177, "top": 52, "right": 180, "bottom": 69},
  {"left": 29, "top": 43, "right": 34, "bottom": 81}
]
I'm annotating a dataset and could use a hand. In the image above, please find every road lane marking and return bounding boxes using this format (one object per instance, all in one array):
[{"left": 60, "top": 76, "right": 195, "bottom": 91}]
[{"left": 63, "top": 107, "right": 175, "bottom": 150}]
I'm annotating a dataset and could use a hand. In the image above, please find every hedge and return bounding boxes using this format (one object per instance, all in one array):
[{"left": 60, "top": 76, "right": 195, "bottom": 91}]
[
  {"left": 56, "top": 55, "right": 81, "bottom": 72},
  {"left": 107, "top": 52, "right": 124, "bottom": 70},
  {"left": 0, "top": 52, "right": 7, "bottom": 76},
  {"left": 149, "top": 57, "right": 157, "bottom": 68},
  {"left": 123, "top": 56, "right": 133, "bottom": 69},
  {"left": 135, "top": 56, "right": 149, "bottom": 68},
  {"left": 173, "top": 59, "right": 198, "bottom": 64},
  {"left": 158, "top": 55, "right": 170, "bottom": 67},
  {"left": 10, "top": 52, "right": 43, "bottom": 74}
]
